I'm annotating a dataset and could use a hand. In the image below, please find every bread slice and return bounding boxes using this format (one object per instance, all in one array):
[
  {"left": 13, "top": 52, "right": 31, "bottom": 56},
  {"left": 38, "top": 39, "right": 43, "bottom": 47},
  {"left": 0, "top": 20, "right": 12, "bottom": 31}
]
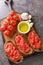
[
  {"left": 13, "top": 34, "right": 33, "bottom": 56},
  {"left": 28, "top": 27, "right": 43, "bottom": 52},
  {"left": 4, "top": 41, "right": 23, "bottom": 64}
]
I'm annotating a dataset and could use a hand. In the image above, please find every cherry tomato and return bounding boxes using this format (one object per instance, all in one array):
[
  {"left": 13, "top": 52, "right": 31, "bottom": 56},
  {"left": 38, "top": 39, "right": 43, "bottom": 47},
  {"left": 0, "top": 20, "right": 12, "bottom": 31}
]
[
  {"left": 13, "top": 15, "right": 19, "bottom": 22},
  {"left": 3, "top": 21, "right": 9, "bottom": 27},
  {"left": 1, "top": 25, "right": 6, "bottom": 31},
  {"left": 7, "top": 25, "right": 14, "bottom": 31},
  {"left": 3, "top": 19, "right": 10, "bottom": 27},
  {"left": 4, "top": 30, "right": 10, "bottom": 36},
  {"left": 6, "top": 16, "right": 11, "bottom": 21},
  {"left": 9, "top": 10, "right": 16, "bottom": 16},
  {"left": 10, "top": 20, "right": 17, "bottom": 26}
]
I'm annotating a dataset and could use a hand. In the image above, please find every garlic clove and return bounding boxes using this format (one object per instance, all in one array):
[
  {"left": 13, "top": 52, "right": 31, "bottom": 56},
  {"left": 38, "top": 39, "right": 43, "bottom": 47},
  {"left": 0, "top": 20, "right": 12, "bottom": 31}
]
[
  {"left": 28, "top": 20, "right": 31, "bottom": 23},
  {"left": 29, "top": 23, "right": 34, "bottom": 28},
  {"left": 21, "top": 12, "right": 29, "bottom": 20},
  {"left": 28, "top": 15, "right": 32, "bottom": 20}
]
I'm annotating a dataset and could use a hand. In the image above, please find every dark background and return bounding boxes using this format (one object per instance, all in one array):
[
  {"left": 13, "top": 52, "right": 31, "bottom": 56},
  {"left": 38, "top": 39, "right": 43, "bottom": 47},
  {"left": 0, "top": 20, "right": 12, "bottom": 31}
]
[{"left": 0, "top": 0, "right": 43, "bottom": 65}]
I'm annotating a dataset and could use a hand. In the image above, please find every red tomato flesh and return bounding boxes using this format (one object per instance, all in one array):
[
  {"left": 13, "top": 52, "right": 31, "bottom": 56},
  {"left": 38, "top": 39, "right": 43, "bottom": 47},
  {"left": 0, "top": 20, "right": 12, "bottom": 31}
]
[
  {"left": 15, "top": 35, "right": 30, "bottom": 53},
  {"left": 4, "top": 30, "right": 10, "bottom": 36},
  {"left": 5, "top": 42, "right": 21, "bottom": 62},
  {"left": 28, "top": 31, "right": 41, "bottom": 49}
]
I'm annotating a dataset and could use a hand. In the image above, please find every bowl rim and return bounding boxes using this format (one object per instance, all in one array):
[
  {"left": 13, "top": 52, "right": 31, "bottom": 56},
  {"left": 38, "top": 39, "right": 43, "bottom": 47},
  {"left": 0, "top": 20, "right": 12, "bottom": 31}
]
[{"left": 17, "top": 21, "right": 30, "bottom": 34}]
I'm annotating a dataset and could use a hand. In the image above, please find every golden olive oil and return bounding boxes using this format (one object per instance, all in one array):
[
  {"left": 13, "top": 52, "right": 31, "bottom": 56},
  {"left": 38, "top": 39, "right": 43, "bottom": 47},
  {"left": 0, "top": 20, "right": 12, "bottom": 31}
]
[{"left": 19, "top": 23, "right": 29, "bottom": 32}]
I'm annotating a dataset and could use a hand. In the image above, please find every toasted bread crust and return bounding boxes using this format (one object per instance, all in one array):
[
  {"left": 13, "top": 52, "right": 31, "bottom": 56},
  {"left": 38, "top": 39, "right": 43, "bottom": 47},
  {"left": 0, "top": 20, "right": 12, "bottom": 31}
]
[
  {"left": 4, "top": 42, "right": 23, "bottom": 64},
  {"left": 28, "top": 27, "right": 43, "bottom": 52}
]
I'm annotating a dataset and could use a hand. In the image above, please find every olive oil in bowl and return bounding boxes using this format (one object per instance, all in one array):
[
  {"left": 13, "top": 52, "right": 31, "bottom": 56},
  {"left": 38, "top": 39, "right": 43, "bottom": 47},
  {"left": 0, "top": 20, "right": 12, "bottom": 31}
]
[
  {"left": 19, "top": 23, "right": 29, "bottom": 32},
  {"left": 17, "top": 21, "right": 30, "bottom": 34}
]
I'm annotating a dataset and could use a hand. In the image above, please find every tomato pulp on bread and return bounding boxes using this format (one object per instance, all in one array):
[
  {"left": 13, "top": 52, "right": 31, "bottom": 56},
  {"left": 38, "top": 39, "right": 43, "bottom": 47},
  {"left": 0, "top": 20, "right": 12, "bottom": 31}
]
[
  {"left": 4, "top": 42, "right": 21, "bottom": 62},
  {"left": 15, "top": 35, "right": 30, "bottom": 53},
  {"left": 28, "top": 31, "right": 41, "bottom": 49}
]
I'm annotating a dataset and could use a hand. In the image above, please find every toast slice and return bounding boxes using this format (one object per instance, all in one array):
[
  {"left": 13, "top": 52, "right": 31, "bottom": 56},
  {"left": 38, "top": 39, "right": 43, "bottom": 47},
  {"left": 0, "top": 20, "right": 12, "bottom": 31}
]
[
  {"left": 13, "top": 34, "right": 33, "bottom": 56},
  {"left": 28, "top": 27, "right": 43, "bottom": 52},
  {"left": 4, "top": 41, "right": 23, "bottom": 64}
]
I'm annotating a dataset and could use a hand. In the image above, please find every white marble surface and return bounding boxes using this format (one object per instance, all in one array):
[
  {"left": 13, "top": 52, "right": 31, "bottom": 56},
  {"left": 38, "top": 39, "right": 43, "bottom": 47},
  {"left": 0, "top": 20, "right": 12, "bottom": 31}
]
[
  {"left": 0, "top": 0, "right": 10, "bottom": 20},
  {"left": 0, "top": 0, "right": 28, "bottom": 19}
]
